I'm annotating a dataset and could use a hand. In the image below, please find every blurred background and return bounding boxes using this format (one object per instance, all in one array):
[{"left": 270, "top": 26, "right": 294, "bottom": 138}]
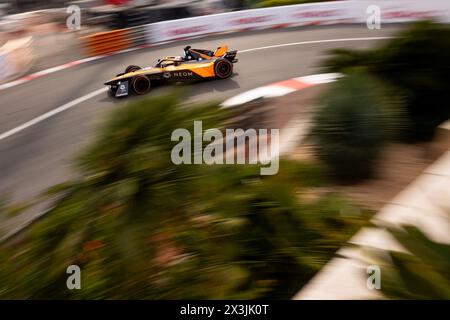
[{"left": 0, "top": 0, "right": 449, "bottom": 300}]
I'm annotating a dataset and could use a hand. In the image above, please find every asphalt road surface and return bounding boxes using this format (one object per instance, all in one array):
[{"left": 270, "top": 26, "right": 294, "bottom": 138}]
[{"left": 0, "top": 24, "right": 402, "bottom": 235}]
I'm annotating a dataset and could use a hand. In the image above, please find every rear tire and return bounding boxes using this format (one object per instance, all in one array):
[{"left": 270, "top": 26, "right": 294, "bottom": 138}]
[
  {"left": 131, "top": 75, "right": 151, "bottom": 95},
  {"left": 125, "top": 65, "right": 141, "bottom": 73},
  {"left": 214, "top": 59, "right": 233, "bottom": 79}
]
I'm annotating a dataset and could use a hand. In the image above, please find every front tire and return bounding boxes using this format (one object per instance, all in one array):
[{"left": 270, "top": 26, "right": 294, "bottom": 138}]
[
  {"left": 214, "top": 59, "right": 233, "bottom": 79},
  {"left": 131, "top": 75, "right": 151, "bottom": 95}
]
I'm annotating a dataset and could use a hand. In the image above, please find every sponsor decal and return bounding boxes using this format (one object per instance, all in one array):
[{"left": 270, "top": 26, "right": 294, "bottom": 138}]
[
  {"left": 231, "top": 16, "right": 272, "bottom": 25},
  {"left": 173, "top": 71, "right": 193, "bottom": 77},
  {"left": 115, "top": 81, "right": 129, "bottom": 97},
  {"left": 169, "top": 26, "right": 208, "bottom": 36},
  {"left": 163, "top": 72, "right": 171, "bottom": 79},
  {"left": 294, "top": 9, "right": 342, "bottom": 19},
  {"left": 382, "top": 8, "right": 439, "bottom": 20}
]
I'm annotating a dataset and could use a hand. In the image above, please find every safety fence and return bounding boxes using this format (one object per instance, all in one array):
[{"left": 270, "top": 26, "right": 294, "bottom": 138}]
[{"left": 81, "top": 0, "right": 450, "bottom": 57}]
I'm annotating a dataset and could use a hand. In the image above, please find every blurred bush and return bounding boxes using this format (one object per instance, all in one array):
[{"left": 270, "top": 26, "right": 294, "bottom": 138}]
[
  {"left": 362, "top": 225, "right": 450, "bottom": 299},
  {"left": 0, "top": 91, "right": 370, "bottom": 299},
  {"left": 311, "top": 73, "right": 397, "bottom": 182},
  {"left": 277, "top": 159, "right": 327, "bottom": 188},
  {"left": 323, "top": 21, "right": 450, "bottom": 141}
]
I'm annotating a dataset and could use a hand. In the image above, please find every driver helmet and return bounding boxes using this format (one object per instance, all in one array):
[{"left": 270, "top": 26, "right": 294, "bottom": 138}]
[{"left": 184, "top": 46, "right": 192, "bottom": 60}]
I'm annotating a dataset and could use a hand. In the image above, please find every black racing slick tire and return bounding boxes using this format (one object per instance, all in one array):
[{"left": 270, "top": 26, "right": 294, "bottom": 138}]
[
  {"left": 131, "top": 75, "right": 151, "bottom": 95},
  {"left": 214, "top": 59, "right": 233, "bottom": 79},
  {"left": 125, "top": 65, "right": 141, "bottom": 73}
]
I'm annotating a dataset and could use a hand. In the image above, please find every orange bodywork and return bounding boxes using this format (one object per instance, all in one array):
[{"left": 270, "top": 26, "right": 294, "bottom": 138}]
[
  {"left": 213, "top": 46, "right": 228, "bottom": 57},
  {"left": 108, "top": 60, "right": 216, "bottom": 83},
  {"left": 164, "top": 62, "right": 216, "bottom": 78}
]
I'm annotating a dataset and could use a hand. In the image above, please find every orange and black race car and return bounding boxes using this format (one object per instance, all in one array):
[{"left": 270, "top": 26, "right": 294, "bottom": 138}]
[{"left": 104, "top": 45, "right": 238, "bottom": 98}]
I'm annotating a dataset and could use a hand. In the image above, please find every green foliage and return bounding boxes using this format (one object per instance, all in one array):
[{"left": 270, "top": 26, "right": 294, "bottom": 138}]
[
  {"left": 0, "top": 196, "right": 38, "bottom": 240},
  {"left": 363, "top": 225, "right": 450, "bottom": 299},
  {"left": 275, "top": 159, "right": 327, "bottom": 188},
  {"left": 323, "top": 21, "right": 450, "bottom": 141},
  {"left": 311, "top": 73, "right": 397, "bottom": 182},
  {"left": 0, "top": 91, "right": 369, "bottom": 299}
]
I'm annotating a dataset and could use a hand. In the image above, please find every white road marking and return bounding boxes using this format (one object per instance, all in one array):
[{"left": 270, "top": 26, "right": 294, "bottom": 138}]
[
  {"left": 0, "top": 88, "right": 107, "bottom": 141},
  {"left": 0, "top": 36, "right": 390, "bottom": 142},
  {"left": 238, "top": 37, "right": 392, "bottom": 53}
]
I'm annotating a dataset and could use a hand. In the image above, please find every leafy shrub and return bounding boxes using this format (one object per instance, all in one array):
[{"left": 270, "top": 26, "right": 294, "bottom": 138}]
[
  {"left": 311, "top": 73, "right": 394, "bottom": 182},
  {"left": 0, "top": 91, "right": 370, "bottom": 299},
  {"left": 323, "top": 21, "right": 450, "bottom": 141},
  {"left": 363, "top": 225, "right": 450, "bottom": 299},
  {"left": 277, "top": 159, "right": 327, "bottom": 188}
]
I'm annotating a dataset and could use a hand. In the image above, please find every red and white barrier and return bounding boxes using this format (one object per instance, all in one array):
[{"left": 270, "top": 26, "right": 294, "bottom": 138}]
[
  {"left": 352, "top": 0, "right": 450, "bottom": 24},
  {"left": 221, "top": 73, "right": 342, "bottom": 108},
  {"left": 146, "top": 0, "right": 450, "bottom": 44},
  {"left": 147, "top": 1, "right": 355, "bottom": 43}
]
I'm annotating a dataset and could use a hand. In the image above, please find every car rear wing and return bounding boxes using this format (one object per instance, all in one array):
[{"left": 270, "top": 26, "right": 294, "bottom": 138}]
[{"left": 224, "top": 50, "right": 238, "bottom": 63}]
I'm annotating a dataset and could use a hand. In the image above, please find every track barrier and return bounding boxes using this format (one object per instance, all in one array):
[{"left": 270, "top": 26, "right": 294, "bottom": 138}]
[
  {"left": 80, "top": 0, "right": 450, "bottom": 57},
  {"left": 81, "top": 28, "right": 132, "bottom": 56}
]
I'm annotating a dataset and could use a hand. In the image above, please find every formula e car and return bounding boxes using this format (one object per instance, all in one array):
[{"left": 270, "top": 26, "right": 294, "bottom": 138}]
[{"left": 105, "top": 45, "right": 238, "bottom": 98}]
